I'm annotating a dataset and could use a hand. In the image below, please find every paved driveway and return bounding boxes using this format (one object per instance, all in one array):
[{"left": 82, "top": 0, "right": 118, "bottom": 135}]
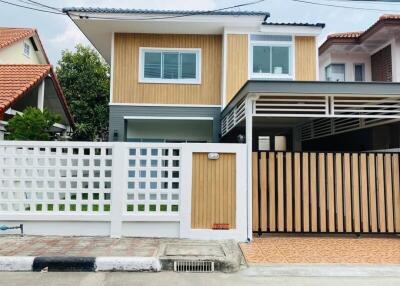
[{"left": 240, "top": 236, "right": 400, "bottom": 264}]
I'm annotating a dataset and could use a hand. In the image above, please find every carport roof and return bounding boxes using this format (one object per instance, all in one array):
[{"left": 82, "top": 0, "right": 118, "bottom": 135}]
[{"left": 221, "top": 80, "right": 400, "bottom": 117}]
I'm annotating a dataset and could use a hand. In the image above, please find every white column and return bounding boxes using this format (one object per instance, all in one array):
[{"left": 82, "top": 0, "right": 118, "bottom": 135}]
[
  {"left": 110, "top": 143, "right": 125, "bottom": 238},
  {"left": 37, "top": 80, "right": 45, "bottom": 111},
  {"left": 245, "top": 98, "right": 253, "bottom": 241}
]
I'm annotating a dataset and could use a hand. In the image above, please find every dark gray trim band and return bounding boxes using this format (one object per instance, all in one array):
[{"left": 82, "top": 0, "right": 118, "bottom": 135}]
[{"left": 32, "top": 256, "right": 96, "bottom": 272}]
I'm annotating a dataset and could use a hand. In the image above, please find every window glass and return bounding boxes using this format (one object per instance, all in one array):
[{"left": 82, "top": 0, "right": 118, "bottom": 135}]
[
  {"left": 142, "top": 50, "right": 198, "bottom": 81},
  {"left": 354, "top": 64, "right": 364, "bottom": 81},
  {"left": 180, "top": 53, "right": 197, "bottom": 79},
  {"left": 163, "top": 52, "right": 179, "bottom": 79},
  {"left": 253, "top": 46, "right": 271, "bottom": 74},
  {"left": 144, "top": 52, "right": 161, "bottom": 78},
  {"left": 23, "top": 42, "right": 30, "bottom": 57},
  {"left": 326, "top": 64, "right": 345, "bottom": 81},
  {"left": 272, "top": 46, "right": 289, "bottom": 74}
]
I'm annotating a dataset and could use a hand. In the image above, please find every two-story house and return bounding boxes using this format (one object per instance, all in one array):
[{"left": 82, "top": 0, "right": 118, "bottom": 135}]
[
  {"left": 319, "top": 14, "right": 400, "bottom": 82},
  {"left": 0, "top": 27, "right": 73, "bottom": 140},
  {"left": 64, "top": 8, "right": 324, "bottom": 145},
  {"left": 65, "top": 8, "right": 400, "bottom": 153}
]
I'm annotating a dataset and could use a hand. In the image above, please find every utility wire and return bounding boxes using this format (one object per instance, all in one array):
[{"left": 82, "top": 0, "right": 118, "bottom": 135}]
[
  {"left": 23, "top": 0, "right": 62, "bottom": 12},
  {"left": 289, "top": 0, "right": 400, "bottom": 12},
  {"left": 0, "top": 0, "right": 64, "bottom": 14},
  {"left": 1, "top": 0, "right": 267, "bottom": 20},
  {"left": 65, "top": 0, "right": 267, "bottom": 21}
]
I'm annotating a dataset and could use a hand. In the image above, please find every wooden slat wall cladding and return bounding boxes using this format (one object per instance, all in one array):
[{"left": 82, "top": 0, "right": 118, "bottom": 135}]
[
  {"left": 295, "top": 36, "right": 317, "bottom": 81},
  {"left": 113, "top": 33, "right": 222, "bottom": 105},
  {"left": 226, "top": 34, "right": 248, "bottom": 104},
  {"left": 191, "top": 153, "right": 236, "bottom": 229},
  {"left": 252, "top": 152, "right": 400, "bottom": 234}
]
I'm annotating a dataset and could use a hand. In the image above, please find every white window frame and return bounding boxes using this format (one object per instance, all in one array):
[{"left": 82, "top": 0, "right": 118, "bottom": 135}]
[
  {"left": 23, "top": 42, "right": 30, "bottom": 57},
  {"left": 139, "top": 47, "right": 201, "bottom": 84},
  {"left": 249, "top": 37, "right": 294, "bottom": 80}
]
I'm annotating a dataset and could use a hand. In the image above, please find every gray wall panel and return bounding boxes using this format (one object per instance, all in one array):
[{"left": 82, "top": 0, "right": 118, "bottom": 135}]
[{"left": 109, "top": 105, "right": 222, "bottom": 142}]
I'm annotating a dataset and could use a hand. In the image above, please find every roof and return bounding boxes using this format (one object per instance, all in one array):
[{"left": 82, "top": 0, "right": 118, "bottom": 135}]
[
  {"left": 320, "top": 14, "right": 400, "bottom": 54},
  {"left": 262, "top": 22, "right": 325, "bottom": 28},
  {"left": 0, "top": 27, "right": 36, "bottom": 49},
  {"left": 222, "top": 80, "right": 400, "bottom": 118},
  {"left": 0, "top": 64, "right": 74, "bottom": 125},
  {"left": 327, "top": 31, "right": 363, "bottom": 39},
  {"left": 62, "top": 7, "right": 269, "bottom": 17}
]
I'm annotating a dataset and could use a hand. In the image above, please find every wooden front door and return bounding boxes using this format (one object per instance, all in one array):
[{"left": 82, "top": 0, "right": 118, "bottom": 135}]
[{"left": 191, "top": 152, "right": 236, "bottom": 229}]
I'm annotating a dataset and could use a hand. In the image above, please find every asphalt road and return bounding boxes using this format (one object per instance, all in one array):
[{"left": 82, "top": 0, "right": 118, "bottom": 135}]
[{"left": 1, "top": 270, "right": 400, "bottom": 286}]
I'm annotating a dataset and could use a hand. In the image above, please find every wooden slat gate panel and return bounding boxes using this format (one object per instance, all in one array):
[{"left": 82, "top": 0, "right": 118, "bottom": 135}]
[
  {"left": 252, "top": 151, "right": 400, "bottom": 234},
  {"left": 192, "top": 153, "right": 236, "bottom": 229}
]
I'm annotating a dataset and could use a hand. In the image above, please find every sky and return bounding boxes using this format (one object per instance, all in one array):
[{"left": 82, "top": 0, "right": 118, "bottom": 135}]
[{"left": 1, "top": 0, "right": 400, "bottom": 64}]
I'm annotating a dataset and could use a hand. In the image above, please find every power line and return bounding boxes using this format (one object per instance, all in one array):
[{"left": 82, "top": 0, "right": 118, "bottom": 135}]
[
  {"left": 0, "top": 0, "right": 64, "bottom": 15},
  {"left": 289, "top": 0, "right": 400, "bottom": 12},
  {"left": 1, "top": 0, "right": 267, "bottom": 21},
  {"left": 23, "top": 0, "right": 62, "bottom": 12},
  {"left": 65, "top": 0, "right": 267, "bottom": 21}
]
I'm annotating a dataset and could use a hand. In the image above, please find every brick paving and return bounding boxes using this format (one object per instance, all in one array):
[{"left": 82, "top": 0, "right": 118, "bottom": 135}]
[
  {"left": 0, "top": 236, "right": 161, "bottom": 257},
  {"left": 240, "top": 236, "right": 400, "bottom": 264}
]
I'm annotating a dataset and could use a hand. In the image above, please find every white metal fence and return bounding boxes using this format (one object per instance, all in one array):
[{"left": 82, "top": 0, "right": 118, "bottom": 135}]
[{"left": 0, "top": 141, "right": 247, "bottom": 240}]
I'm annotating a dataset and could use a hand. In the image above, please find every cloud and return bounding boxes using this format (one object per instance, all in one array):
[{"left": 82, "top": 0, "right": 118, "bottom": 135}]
[{"left": 50, "top": 20, "right": 88, "bottom": 46}]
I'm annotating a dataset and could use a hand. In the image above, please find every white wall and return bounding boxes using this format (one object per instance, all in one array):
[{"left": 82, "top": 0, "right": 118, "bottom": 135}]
[
  {"left": 391, "top": 38, "right": 400, "bottom": 82},
  {"left": 126, "top": 119, "right": 213, "bottom": 142},
  {"left": 0, "top": 39, "right": 42, "bottom": 64},
  {"left": 319, "top": 52, "right": 371, "bottom": 82}
]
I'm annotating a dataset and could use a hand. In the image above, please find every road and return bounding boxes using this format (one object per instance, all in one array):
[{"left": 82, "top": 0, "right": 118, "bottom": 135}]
[{"left": 1, "top": 268, "right": 400, "bottom": 286}]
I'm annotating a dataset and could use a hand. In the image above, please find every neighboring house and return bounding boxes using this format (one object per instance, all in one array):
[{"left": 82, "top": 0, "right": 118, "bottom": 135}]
[
  {"left": 65, "top": 8, "right": 400, "bottom": 152},
  {"left": 0, "top": 27, "right": 73, "bottom": 140},
  {"left": 319, "top": 15, "right": 400, "bottom": 82}
]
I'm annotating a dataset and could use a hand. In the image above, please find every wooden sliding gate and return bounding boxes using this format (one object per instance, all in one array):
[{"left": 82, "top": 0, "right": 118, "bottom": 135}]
[{"left": 252, "top": 151, "right": 400, "bottom": 234}]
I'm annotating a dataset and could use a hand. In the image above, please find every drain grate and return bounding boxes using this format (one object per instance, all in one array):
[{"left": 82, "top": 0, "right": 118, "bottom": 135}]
[{"left": 173, "top": 260, "right": 215, "bottom": 273}]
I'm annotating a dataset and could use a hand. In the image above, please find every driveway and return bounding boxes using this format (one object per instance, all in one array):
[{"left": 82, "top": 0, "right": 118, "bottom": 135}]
[{"left": 240, "top": 235, "right": 400, "bottom": 264}]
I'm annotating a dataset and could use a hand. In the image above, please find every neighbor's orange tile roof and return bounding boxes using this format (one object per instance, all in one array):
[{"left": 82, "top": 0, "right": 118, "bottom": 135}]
[
  {"left": 0, "top": 64, "right": 74, "bottom": 125},
  {"left": 0, "top": 28, "right": 36, "bottom": 49},
  {"left": 0, "top": 64, "right": 51, "bottom": 113},
  {"left": 327, "top": 31, "right": 363, "bottom": 39}
]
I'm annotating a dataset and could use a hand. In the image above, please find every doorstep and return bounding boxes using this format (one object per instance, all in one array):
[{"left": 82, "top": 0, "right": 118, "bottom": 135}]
[{"left": 0, "top": 236, "right": 243, "bottom": 272}]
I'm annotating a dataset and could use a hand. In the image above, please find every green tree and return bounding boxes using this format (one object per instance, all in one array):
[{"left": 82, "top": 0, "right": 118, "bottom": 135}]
[
  {"left": 6, "top": 107, "right": 61, "bottom": 140},
  {"left": 56, "top": 44, "right": 110, "bottom": 141}
]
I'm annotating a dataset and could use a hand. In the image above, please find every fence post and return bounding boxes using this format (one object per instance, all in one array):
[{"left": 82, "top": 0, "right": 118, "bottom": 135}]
[{"left": 110, "top": 143, "right": 125, "bottom": 238}]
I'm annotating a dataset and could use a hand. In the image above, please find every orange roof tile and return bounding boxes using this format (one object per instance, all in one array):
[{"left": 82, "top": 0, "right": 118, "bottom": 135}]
[
  {"left": 327, "top": 31, "right": 363, "bottom": 39},
  {"left": 0, "top": 28, "right": 36, "bottom": 49},
  {"left": 0, "top": 64, "right": 51, "bottom": 113},
  {"left": 380, "top": 14, "right": 400, "bottom": 20}
]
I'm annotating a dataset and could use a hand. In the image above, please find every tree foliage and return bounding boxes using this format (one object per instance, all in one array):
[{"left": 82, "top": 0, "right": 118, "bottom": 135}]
[
  {"left": 56, "top": 44, "right": 110, "bottom": 141},
  {"left": 6, "top": 107, "right": 61, "bottom": 141}
]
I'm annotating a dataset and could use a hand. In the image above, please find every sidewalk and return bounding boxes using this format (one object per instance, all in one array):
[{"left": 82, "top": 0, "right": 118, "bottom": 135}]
[{"left": 0, "top": 236, "right": 243, "bottom": 272}]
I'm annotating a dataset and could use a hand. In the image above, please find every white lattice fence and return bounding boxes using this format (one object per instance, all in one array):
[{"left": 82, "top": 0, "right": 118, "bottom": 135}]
[
  {"left": 0, "top": 144, "right": 114, "bottom": 215},
  {"left": 124, "top": 146, "right": 181, "bottom": 215},
  {"left": 0, "top": 141, "right": 247, "bottom": 240}
]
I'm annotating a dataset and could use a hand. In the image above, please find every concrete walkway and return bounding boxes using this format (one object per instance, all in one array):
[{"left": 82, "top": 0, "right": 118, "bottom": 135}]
[
  {"left": 240, "top": 236, "right": 400, "bottom": 264},
  {"left": 0, "top": 236, "right": 243, "bottom": 272}
]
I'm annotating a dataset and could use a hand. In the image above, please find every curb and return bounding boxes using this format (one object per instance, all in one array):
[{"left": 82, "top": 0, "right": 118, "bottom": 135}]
[{"left": 0, "top": 256, "right": 161, "bottom": 272}]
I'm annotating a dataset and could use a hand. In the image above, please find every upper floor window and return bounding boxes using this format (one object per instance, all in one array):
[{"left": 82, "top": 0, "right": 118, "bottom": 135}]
[
  {"left": 23, "top": 42, "right": 30, "bottom": 57},
  {"left": 325, "top": 64, "right": 345, "bottom": 81},
  {"left": 354, "top": 64, "right": 365, "bottom": 82},
  {"left": 139, "top": 48, "right": 201, "bottom": 84},
  {"left": 250, "top": 35, "right": 293, "bottom": 79}
]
